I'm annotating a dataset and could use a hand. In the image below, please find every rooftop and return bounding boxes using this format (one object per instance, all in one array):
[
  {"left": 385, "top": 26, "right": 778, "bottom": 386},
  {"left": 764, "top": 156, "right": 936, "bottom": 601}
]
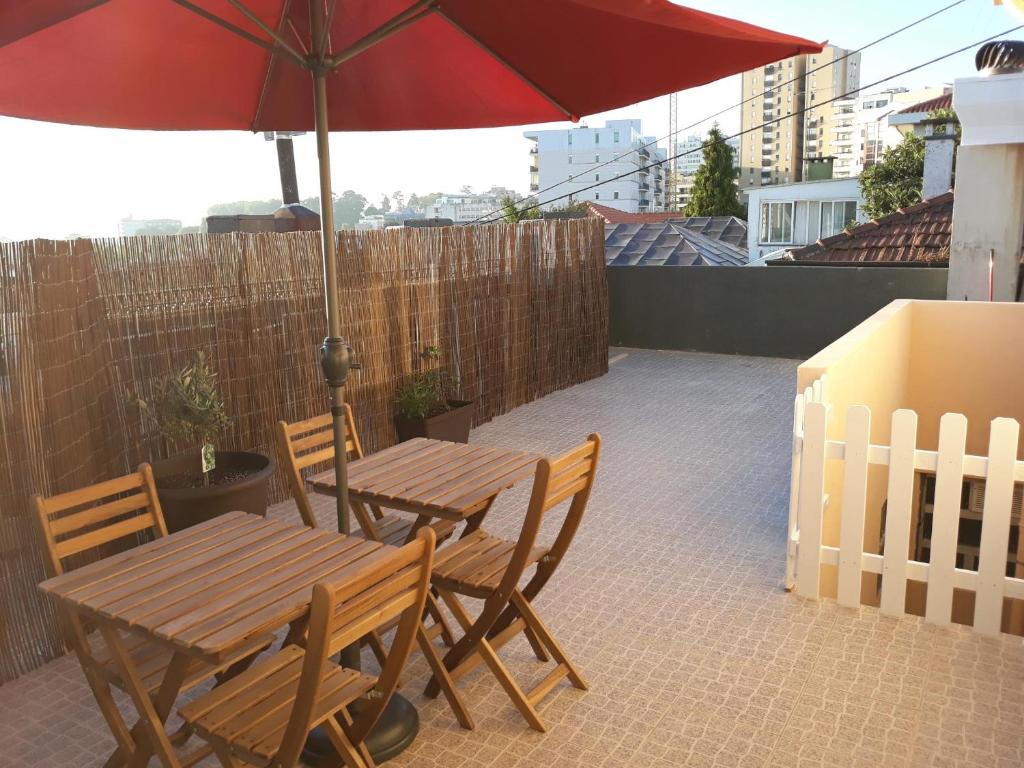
[
  {"left": 782, "top": 191, "right": 953, "bottom": 265},
  {"left": 4, "top": 348, "right": 1022, "bottom": 768},
  {"left": 605, "top": 222, "right": 748, "bottom": 266},
  {"left": 897, "top": 93, "right": 954, "bottom": 115}
]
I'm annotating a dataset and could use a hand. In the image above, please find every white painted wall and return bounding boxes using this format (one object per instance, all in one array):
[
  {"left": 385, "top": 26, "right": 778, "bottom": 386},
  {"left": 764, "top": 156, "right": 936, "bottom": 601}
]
[{"left": 745, "top": 177, "right": 866, "bottom": 262}]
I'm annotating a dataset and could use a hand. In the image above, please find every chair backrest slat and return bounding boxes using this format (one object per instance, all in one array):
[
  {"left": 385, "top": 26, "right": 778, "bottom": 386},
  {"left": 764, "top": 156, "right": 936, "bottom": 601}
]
[
  {"left": 276, "top": 405, "right": 362, "bottom": 529},
  {"left": 275, "top": 529, "right": 434, "bottom": 768},
  {"left": 34, "top": 464, "right": 167, "bottom": 578}
]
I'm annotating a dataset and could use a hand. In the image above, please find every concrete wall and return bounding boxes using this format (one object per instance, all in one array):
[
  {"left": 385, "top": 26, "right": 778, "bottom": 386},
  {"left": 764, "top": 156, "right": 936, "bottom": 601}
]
[{"left": 607, "top": 265, "right": 948, "bottom": 360}]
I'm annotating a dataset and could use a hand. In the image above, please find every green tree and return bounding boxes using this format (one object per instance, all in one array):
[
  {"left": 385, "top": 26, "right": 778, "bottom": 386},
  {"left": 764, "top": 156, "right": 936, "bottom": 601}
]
[
  {"left": 333, "top": 190, "right": 367, "bottom": 228},
  {"left": 682, "top": 126, "right": 744, "bottom": 218},
  {"left": 499, "top": 194, "right": 541, "bottom": 223},
  {"left": 859, "top": 133, "right": 925, "bottom": 219},
  {"left": 408, "top": 192, "right": 443, "bottom": 210}
]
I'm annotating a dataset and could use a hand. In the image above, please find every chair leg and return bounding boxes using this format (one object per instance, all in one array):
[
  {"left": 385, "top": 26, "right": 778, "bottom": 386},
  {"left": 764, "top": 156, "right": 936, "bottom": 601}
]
[
  {"left": 415, "top": 624, "right": 475, "bottom": 730},
  {"left": 437, "top": 590, "right": 547, "bottom": 733},
  {"left": 365, "top": 631, "right": 389, "bottom": 670},
  {"left": 425, "top": 590, "right": 455, "bottom": 648},
  {"left": 326, "top": 712, "right": 373, "bottom": 768},
  {"left": 512, "top": 590, "right": 587, "bottom": 691}
]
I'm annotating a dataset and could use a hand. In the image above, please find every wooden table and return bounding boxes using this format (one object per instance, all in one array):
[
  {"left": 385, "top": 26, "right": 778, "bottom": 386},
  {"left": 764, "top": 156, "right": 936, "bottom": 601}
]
[
  {"left": 310, "top": 438, "right": 542, "bottom": 531},
  {"left": 39, "top": 511, "right": 384, "bottom": 768}
]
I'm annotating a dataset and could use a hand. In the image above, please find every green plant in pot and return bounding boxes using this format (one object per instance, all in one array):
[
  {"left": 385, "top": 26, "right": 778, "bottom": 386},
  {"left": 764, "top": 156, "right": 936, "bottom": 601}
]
[
  {"left": 393, "top": 346, "right": 474, "bottom": 443},
  {"left": 133, "top": 352, "right": 275, "bottom": 532}
]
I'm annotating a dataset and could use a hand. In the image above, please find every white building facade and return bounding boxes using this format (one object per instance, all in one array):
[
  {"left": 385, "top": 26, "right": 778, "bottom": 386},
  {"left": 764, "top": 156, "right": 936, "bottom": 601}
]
[
  {"left": 427, "top": 193, "right": 505, "bottom": 223},
  {"left": 524, "top": 119, "right": 667, "bottom": 213},
  {"left": 745, "top": 177, "right": 866, "bottom": 263}
]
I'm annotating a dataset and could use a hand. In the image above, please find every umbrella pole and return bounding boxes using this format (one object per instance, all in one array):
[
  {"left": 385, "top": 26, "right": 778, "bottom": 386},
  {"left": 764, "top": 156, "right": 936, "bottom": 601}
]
[
  {"left": 312, "top": 64, "right": 352, "bottom": 539},
  {"left": 303, "top": 3, "right": 419, "bottom": 765}
]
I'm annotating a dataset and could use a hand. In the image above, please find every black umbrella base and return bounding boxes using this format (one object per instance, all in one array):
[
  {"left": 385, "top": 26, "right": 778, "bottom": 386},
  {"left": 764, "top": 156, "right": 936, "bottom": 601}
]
[{"left": 301, "top": 693, "right": 419, "bottom": 765}]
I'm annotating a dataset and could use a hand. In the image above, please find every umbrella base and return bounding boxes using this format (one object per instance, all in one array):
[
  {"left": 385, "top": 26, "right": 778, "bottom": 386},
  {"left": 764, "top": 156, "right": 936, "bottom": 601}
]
[{"left": 301, "top": 693, "right": 419, "bottom": 765}]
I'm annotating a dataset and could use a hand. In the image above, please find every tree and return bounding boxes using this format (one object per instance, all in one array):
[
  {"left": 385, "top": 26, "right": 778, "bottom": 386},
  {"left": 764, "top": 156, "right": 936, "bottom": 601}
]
[
  {"left": 859, "top": 133, "right": 924, "bottom": 219},
  {"left": 459, "top": 184, "right": 473, "bottom": 195},
  {"left": 333, "top": 190, "right": 367, "bottom": 229},
  {"left": 391, "top": 190, "right": 406, "bottom": 210},
  {"left": 683, "top": 126, "right": 744, "bottom": 218},
  {"left": 379, "top": 194, "right": 391, "bottom": 213},
  {"left": 499, "top": 194, "right": 541, "bottom": 223},
  {"left": 408, "top": 191, "right": 443, "bottom": 210}
]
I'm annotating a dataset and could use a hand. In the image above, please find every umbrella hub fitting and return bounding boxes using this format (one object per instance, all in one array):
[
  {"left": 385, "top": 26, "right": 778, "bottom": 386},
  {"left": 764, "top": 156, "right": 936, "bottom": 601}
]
[{"left": 320, "top": 336, "right": 353, "bottom": 388}]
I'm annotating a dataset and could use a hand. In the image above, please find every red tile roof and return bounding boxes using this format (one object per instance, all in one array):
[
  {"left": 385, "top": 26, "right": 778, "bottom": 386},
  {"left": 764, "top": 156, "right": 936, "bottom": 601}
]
[
  {"left": 785, "top": 191, "right": 953, "bottom": 264},
  {"left": 585, "top": 201, "right": 680, "bottom": 224},
  {"left": 897, "top": 93, "right": 952, "bottom": 115}
]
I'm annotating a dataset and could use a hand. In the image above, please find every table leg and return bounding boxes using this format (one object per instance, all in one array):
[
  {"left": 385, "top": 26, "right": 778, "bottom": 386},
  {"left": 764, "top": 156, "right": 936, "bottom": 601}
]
[
  {"left": 461, "top": 497, "right": 496, "bottom": 536},
  {"left": 98, "top": 624, "right": 190, "bottom": 768}
]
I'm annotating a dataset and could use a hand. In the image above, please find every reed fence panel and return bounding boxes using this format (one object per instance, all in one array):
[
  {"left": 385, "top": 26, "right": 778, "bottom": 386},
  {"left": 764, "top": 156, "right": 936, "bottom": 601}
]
[{"left": 0, "top": 219, "right": 607, "bottom": 682}]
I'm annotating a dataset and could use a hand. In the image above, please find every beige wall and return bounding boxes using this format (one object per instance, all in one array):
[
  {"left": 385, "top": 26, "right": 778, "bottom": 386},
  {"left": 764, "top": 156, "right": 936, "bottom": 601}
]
[{"left": 795, "top": 299, "right": 1024, "bottom": 625}]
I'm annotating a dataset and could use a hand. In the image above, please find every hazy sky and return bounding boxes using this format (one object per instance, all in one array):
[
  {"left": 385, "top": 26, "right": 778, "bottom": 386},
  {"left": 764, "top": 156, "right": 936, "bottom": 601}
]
[{"left": 0, "top": 0, "right": 1018, "bottom": 240}]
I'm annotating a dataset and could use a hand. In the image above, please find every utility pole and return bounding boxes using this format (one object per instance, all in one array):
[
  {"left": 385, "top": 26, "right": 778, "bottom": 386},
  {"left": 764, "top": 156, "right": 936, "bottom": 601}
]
[{"left": 667, "top": 92, "right": 679, "bottom": 212}]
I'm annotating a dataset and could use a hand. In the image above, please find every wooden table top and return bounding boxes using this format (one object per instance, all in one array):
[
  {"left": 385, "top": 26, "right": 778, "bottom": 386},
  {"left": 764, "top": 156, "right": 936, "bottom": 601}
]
[
  {"left": 311, "top": 438, "right": 541, "bottom": 521},
  {"left": 39, "top": 512, "right": 384, "bottom": 663}
]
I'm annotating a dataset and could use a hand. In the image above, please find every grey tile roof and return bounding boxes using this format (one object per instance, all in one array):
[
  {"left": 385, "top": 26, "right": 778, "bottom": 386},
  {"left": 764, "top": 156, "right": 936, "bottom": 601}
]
[{"left": 605, "top": 221, "right": 748, "bottom": 266}]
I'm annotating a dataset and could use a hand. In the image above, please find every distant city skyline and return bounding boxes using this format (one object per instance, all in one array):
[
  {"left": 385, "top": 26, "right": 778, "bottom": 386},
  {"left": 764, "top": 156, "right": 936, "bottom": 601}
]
[{"left": 0, "top": 0, "right": 1016, "bottom": 240}]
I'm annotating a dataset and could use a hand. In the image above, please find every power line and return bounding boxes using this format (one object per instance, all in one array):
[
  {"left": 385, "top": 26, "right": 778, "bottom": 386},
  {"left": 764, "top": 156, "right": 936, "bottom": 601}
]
[
  {"left": 469, "top": 0, "right": 968, "bottom": 225},
  {"left": 479, "top": 23, "right": 1023, "bottom": 225}
]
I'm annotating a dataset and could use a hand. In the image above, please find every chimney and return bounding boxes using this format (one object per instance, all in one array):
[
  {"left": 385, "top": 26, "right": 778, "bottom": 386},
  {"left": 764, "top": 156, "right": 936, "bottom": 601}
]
[
  {"left": 921, "top": 118, "right": 956, "bottom": 200},
  {"left": 947, "top": 40, "right": 1024, "bottom": 302}
]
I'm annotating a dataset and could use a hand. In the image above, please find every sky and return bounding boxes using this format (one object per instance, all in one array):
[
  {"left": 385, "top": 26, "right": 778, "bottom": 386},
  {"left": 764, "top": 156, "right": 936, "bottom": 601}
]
[{"left": 0, "top": 0, "right": 1020, "bottom": 240}]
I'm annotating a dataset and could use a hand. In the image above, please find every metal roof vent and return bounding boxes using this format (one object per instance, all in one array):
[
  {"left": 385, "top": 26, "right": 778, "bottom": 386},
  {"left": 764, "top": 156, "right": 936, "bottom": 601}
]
[{"left": 975, "top": 40, "right": 1024, "bottom": 75}]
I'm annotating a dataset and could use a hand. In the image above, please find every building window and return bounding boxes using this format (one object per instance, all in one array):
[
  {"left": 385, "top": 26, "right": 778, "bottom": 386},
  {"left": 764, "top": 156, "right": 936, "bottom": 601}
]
[
  {"left": 595, "top": 154, "right": 599, "bottom": 162},
  {"left": 614, "top": 131, "right": 620, "bottom": 142},
  {"left": 613, "top": 191, "right": 619, "bottom": 200},
  {"left": 595, "top": 174, "right": 599, "bottom": 181},
  {"left": 760, "top": 201, "right": 794, "bottom": 244},
  {"left": 820, "top": 200, "right": 858, "bottom": 237},
  {"left": 595, "top": 192, "right": 600, "bottom": 200},
  {"left": 595, "top": 135, "right": 600, "bottom": 144},
  {"left": 568, "top": 134, "right": 572, "bottom": 145}
]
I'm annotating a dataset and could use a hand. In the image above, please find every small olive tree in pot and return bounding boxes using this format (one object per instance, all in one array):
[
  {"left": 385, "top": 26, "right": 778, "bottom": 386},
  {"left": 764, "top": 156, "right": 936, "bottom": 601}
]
[
  {"left": 393, "top": 346, "right": 474, "bottom": 443},
  {"left": 134, "top": 352, "right": 275, "bottom": 532}
]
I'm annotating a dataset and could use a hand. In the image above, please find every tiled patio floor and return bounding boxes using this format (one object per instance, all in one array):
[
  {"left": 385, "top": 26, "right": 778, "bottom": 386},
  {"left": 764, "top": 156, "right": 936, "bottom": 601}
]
[{"left": 2, "top": 348, "right": 1023, "bottom": 768}]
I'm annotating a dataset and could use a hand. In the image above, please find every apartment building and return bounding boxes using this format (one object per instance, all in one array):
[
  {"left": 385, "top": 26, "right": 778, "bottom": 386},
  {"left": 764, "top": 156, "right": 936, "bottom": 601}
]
[
  {"left": 672, "top": 133, "right": 740, "bottom": 209},
  {"left": 524, "top": 119, "right": 667, "bottom": 213},
  {"left": 427, "top": 193, "right": 505, "bottom": 223},
  {"left": 739, "top": 46, "right": 860, "bottom": 189}
]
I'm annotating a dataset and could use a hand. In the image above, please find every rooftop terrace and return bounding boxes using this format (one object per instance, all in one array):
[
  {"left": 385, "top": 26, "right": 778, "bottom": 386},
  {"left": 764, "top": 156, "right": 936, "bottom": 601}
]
[{"left": 3, "top": 348, "right": 1022, "bottom": 768}]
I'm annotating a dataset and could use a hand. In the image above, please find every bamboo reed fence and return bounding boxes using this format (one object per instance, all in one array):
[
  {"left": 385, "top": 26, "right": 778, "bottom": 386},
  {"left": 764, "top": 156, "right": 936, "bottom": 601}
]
[{"left": 0, "top": 219, "right": 608, "bottom": 682}]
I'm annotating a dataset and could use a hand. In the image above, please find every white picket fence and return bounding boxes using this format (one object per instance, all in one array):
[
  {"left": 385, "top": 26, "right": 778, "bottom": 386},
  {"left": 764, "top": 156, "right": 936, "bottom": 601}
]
[{"left": 787, "top": 376, "right": 1024, "bottom": 636}]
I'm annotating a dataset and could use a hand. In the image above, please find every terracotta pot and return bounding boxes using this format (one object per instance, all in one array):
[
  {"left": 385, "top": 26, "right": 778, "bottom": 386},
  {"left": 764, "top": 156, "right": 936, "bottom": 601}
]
[
  {"left": 151, "top": 450, "right": 275, "bottom": 533},
  {"left": 394, "top": 400, "right": 474, "bottom": 444}
]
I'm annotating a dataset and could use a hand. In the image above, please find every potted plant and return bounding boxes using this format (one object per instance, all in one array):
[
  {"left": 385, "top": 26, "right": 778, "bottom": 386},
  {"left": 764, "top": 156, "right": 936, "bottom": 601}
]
[
  {"left": 134, "top": 352, "right": 275, "bottom": 532},
  {"left": 393, "top": 346, "right": 474, "bottom": 443}
]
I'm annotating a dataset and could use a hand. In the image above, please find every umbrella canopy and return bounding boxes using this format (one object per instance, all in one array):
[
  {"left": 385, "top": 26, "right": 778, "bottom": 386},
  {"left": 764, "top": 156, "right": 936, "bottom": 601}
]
[
  {"left": 0, "top": 1, "right": 822, "bottom": 131},
  {"left": 0, "top": 1, "right": 821, "bottom": 535}
]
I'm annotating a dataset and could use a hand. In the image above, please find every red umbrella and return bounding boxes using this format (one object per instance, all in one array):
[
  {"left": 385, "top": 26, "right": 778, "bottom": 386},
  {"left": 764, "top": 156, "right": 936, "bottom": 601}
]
[
  {"left": 0, "top": 1, "right": 820, "bottom": 759},
  {"left": 0, "top": 0, "right": 820, "bottom": 530}
]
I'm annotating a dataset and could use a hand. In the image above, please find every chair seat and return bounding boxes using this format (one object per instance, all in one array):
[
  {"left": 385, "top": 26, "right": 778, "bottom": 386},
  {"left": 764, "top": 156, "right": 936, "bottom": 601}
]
[
  {"left": 432, "top": 530, "right": 549, "bottom": 598},
  {"left": 88, "top": 629, "right": 271, "bottom": 695},
  {"left": 179, "top": 645, "right": 376, "bottom": 764},
  {"left": 353, "top": 514, "right": 457, "bottom": 548}
]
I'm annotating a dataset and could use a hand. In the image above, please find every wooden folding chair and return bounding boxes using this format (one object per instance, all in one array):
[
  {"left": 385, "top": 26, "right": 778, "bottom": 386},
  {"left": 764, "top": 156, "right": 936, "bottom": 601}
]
[
  {"left": 276, "top": 404, "right": 456, "bottom": 547},
  {"left": 179, "top": 528, "right": 436, "bottom": 768},
  {"left": 33, "top": 465, "right": 270, "bottom": 761},
  {"left": 275, "top": 405, "right": 469, "bottom": 727},
  {"left": 423, "top": 434, "right": 601, "bottom": 732}
]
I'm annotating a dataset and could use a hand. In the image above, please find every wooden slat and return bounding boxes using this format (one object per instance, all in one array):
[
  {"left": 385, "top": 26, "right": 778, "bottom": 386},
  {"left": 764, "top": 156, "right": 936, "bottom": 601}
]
[
  {"left": 345, "top": 441, "right": 457, "bottom": 489},
  {"left": 973, "top": 418, "right": 1020, "bottom": 635},
  {"left": 431, "top": 456, "right": 539, "bottom": 511},
  {"left": 796, "top": 401, "right": 828, "bottom": 599},
  {"left": 342, "top": 439, "right": 438, "bottom": 481},
  {"left": 41, "top": 473, "right": 144, "bottom": 516},
  {"left": 288, "top": 429, "right": 334, "bottom": 454},
  {"left": 54, "top": 514, "right": 155, "bottom": 559},
  {"left": 360, "top": 444, "right": 480, "bottom": 496},
  {"left": 180, "top": 542, "right": 387, "bottom": 654},
  {"left": 417, "top": 451, "right": 534, "bottom": 507},
  {"left": 48, "top": 492, "right": 150, "bottom": 536},
  {"left": 925, "top": 413, "right": 968, "bottom": 626},
  {"left": 837, "top": 405, "right": 871, "bottom": 608},
  {"left": 547, "top": 441, "right": 595, "bottom": 473},
  {"left": 880, "top": 409, "right": 918, "bottom": 617},
  {"left": 786, "top": 392, "right": 805, "bottom": 590},
  {"left": 369, "top": 446, "right": 501, "bottom": 500},
  {"left": 41, "top": 512, "right": 252, "bottom": 596},
  {"left": 542, "top": 477, "right": 588, "bottom": 512}
]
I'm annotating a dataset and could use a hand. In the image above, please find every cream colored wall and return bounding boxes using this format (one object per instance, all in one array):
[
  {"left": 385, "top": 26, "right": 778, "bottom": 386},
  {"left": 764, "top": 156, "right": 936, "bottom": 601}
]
[
  {"left": 798, "top": 300, "right": 916, "bottom": 600},
  {"left": 796, "top": 299, "right": 1024, "bottom": 622}
]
